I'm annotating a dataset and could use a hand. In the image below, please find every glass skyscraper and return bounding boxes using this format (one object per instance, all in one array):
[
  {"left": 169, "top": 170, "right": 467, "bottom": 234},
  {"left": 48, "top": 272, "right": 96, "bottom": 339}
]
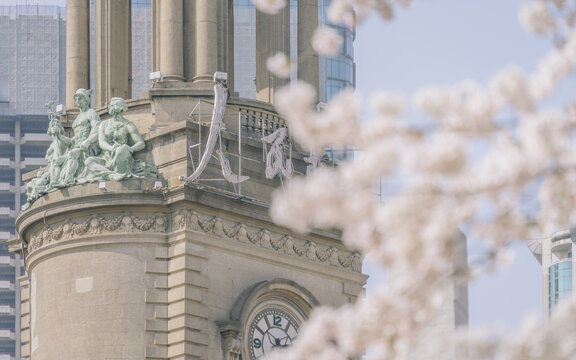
[
  {"left": 233, "top": 0, "right": 355, "bottom": 103},
  {"left": 529, "top": 228, "right": 575, "bottom": 320},
  {"left": 0, "top": 6, "right": 66, "bottom": 358}
]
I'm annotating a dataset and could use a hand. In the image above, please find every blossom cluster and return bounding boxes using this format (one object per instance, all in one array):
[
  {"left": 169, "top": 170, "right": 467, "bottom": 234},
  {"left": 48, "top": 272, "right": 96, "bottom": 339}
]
[{"left": 259, "top": 0, "right": 576, "bottom": 359}]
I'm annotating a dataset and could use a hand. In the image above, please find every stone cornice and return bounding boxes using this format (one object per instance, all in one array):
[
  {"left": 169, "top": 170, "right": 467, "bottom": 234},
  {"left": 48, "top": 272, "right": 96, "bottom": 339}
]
[
  {"left": 16, "top": 180, "right": 165, "bottom": 239},
  {"left": 17, "top": 180, "right": 360, "bottom": 274}
]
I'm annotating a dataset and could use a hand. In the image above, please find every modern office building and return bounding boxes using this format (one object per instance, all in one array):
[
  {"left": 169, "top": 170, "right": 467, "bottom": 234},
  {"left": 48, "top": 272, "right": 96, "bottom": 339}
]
[
  {"left": 529, "top": 229, "right": 574, "bottom": 321},
  {"left": 0, "top": 5, "right": 65, "bottom": 358},
  {"left": 131, "top": 0, "right": 153, "bottom": 99},
  {"left": 0, "top": 114, "right": 52, "bottom": 360},
  {"left": 0, "top": 5, "right": 66, "bottom": 116}
]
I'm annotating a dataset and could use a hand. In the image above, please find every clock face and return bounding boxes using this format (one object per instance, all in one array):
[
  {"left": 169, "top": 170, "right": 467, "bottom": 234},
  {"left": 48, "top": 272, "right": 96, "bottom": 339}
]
[{"left": 248, "top": 308, "right": 299, "bottom": 359}]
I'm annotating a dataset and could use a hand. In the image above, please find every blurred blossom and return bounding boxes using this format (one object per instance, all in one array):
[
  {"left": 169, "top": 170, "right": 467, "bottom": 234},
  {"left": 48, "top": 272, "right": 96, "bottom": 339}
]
[
  {"left": 369, "top": 91, "right": 405, "bottom": 117},
  {"left": 266, "top": 52, "right": 291, "bottom": 78},
  {"left": 327, "top": 0, "right": 356, "bottom": 27},
  {"left": 494, "top": 247, "right": 516, "bottom": 268},
  {"left": 252, "top": 0, "right": 286, "bottom": 15},
  {"left": 413, "top": 86, "right": 457, "bottom": 119},
  {"left": 276, "top": 84, "right": 359, "bottom": 150},
  {"left": 412, "top": 132, "right": 467, "bottom": 175},
  {"left": 519, "top": 1, "right": 556, "bottom": 35},
  {"left": 374, "top": 1, "right": 394, "bottom": 21},
  {"left": 490, "top": 66, "right": 533, "bottom": 112},
  {"left": 267, "top": 0, "right": 576, "bottom": 359},
  {"left": 312, "top": 26, "right": 343, "bottom": 56}
]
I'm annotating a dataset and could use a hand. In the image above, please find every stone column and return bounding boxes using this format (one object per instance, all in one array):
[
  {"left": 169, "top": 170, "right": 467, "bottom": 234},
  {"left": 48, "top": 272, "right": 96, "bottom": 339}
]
[
  {"left": 159, "top": 0, "right": 184, "bottom": 82},
  {"left": 65, "top": 0, "right": 90, "bottom": 109},
  {"left": 152, "top": 0, "right": 160, "bottom": 72},
  {"left": 227, "top": 0, "right": 235, "bottom": 92},
  {"left": 195, "top": 0, "right": 219, "bottom": 82},
  {"left": 256, "top": 5, "right": 290, "bottom": 103},
  {"left": 298, "top": 0, "right": 319, "bottom": 97},
  {"left": 94, "top": 0, "right": 132, "bottom": 108},
  {"left": 183, "top": 0, "right": 196, "bottom": 82}
]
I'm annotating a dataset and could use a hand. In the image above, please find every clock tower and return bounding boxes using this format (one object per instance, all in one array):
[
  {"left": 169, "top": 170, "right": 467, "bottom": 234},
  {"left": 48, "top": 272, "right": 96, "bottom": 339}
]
[{"left": 9, "top": 1, "right": 366, "bottom": 359}]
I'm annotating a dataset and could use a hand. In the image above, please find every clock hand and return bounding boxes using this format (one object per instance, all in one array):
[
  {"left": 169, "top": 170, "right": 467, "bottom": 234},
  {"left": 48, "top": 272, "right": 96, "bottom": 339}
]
[
  {"left": 279, "top": 335, "right": 290, "bottom": 346},
  {"left": 267, "top": 332, "right": 285, "bottom": 347},
  {"left": 267, "top": 332, "right": 278, "bottom": 345}
]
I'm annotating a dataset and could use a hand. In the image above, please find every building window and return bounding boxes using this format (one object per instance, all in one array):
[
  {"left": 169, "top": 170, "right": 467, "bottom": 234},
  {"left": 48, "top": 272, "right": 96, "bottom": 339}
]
[{"left": 549, "top": 261, "right": 572, "bottom": 313}]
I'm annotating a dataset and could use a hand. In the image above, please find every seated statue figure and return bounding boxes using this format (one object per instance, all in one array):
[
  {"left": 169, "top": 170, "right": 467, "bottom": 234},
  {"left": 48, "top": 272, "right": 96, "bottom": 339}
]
[
  {"left": 84, "top": 97, "right": 156, "bottom": 181},
  {"left": 58, "top": 88, "right": 101, "bottom": 185},
  {"left": 23, "top": 96, "right": 156, "bottom": 210},
  {"left": 45, "top": 116, "right": 69, "bottom": 189},
  {"left": 22, "top": 114, "right": 68, "bottom": 210},
  {"left": 22, "top": 169, "right": 50, "bottom": 210}
]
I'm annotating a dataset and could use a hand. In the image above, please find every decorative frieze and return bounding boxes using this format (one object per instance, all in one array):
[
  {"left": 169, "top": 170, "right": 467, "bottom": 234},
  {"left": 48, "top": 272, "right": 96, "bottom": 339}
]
[
  {"left": 172, "top": 209, "right": 362, "bottom": 273},
  {"left": 28, "top": 213, "right": 168, "bottom": 252},
  {"left": 25, "top": 208, "right": 361, "bottom": 273}
]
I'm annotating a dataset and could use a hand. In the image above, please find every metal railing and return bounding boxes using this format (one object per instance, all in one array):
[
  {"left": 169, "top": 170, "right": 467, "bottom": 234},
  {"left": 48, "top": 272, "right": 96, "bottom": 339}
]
[{"left": 239, "top": 108, "right": 286, "bottom": 139}]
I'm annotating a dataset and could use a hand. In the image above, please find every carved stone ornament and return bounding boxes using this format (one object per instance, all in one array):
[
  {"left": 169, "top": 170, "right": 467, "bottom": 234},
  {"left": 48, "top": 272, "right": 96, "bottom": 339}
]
[
  {"left": 172, "top": 209, "right": 361, "bottom": 273},
  {"left": 27, "top": 213, "right": 168, "bottom": 252},
  {"left": 219, "top": 327, "right": 243, "bottom": 360}
]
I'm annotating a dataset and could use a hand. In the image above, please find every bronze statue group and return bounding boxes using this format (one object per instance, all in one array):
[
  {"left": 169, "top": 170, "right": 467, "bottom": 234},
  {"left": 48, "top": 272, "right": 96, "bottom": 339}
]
[{"left": 23, "top": 90, "right": 157, "bottom": 210}]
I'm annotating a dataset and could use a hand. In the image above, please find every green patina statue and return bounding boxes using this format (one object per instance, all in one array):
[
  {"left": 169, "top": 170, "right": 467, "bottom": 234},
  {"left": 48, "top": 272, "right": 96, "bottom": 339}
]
[
  {"left": 22, "top": 92, "right": 157, "bottom": 210},
  {"left": 59, "top": 88, "right": 102, "bottom": 185},
  {"left": 45, "top": 107, "right": 69, "bottom": 189},
  {"left": 84, "top": 97, "right": 156, "bottom": 181}
]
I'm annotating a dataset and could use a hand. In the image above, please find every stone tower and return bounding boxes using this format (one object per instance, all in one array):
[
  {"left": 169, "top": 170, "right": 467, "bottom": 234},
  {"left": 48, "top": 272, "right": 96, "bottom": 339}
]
[{"left": 9, "top": 1, "right": 366, "bottom": 359}]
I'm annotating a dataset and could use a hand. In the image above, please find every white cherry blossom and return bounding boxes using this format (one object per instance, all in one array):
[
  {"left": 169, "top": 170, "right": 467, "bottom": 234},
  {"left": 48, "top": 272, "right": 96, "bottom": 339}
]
[
  {"left": 261, "top": 0, "right": 576, "bottom": 359},
  {"left": 311, "top": 26, "right": 343, "bottom": 56},
  {"left": 252, "top": 0, "right": 286, "bottom": 15},
  {"left": 266, "top": 51, "right": 291, "bottom": 78}
]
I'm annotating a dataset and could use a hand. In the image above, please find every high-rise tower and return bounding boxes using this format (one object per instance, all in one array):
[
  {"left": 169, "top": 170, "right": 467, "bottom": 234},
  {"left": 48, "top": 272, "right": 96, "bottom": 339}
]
[
  {"left": 0, "top": 6, "right": 67, "bottom": 358},
  {"left": 529, "top": 229, "right": 573, "bottom": 321},
  {"left": 9, "top": 1, "right": 366, "bottom": 360}
]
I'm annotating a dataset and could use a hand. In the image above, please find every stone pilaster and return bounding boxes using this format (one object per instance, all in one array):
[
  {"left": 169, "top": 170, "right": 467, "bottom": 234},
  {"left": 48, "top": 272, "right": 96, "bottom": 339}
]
[
  {"left": 152, "top": 0, "right": 160, "bottom": 73},
  {"left": 166, "top": 240, "right": 210, "bottom": 359},
  {"left": 159, "top": 0, "right": 185, "bottom": 82},
  {"left": 194, "top": 0, "right": 219, "bottom": 82},
  {"left": 227, "top": 0, "right": 235, "bottom": 92},
  {"left": 65, "top": 0, "right": 90, "bottom": 109},
  {"left": 298, "top": 0, "right": 319, "bottom": 97},
  {"left": 19, "top": 276, "right": 30, "bottom": 360},
  {"left": 144, "top": 248, "right": 169, "bottom": 359},
  {"left": 94, "top": 0, "right": 132, "bottom": 107},
  {"left": 183, "top": 0, "right": 197, "bottom": 82},
  {"left": 256, "top": 5, "right": 290, "bottom": 103}
]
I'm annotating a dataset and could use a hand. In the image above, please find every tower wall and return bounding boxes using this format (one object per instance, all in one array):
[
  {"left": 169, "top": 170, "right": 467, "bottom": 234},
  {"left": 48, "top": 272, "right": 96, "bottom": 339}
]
[
  {"left": 29, "top": 239, "right": 160, "bottom": 359},
  {"left": 16, "top": 0, "right": 366, "bottom": 356},
  {"left": 13, "top": 99, "right": 366, "bottom": 359}
]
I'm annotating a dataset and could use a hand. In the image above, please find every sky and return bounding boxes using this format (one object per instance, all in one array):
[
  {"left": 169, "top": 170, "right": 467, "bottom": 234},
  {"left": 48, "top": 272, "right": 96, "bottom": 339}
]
[{"left": 6, "top": 0, "right": 568, "bottom": 330}]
